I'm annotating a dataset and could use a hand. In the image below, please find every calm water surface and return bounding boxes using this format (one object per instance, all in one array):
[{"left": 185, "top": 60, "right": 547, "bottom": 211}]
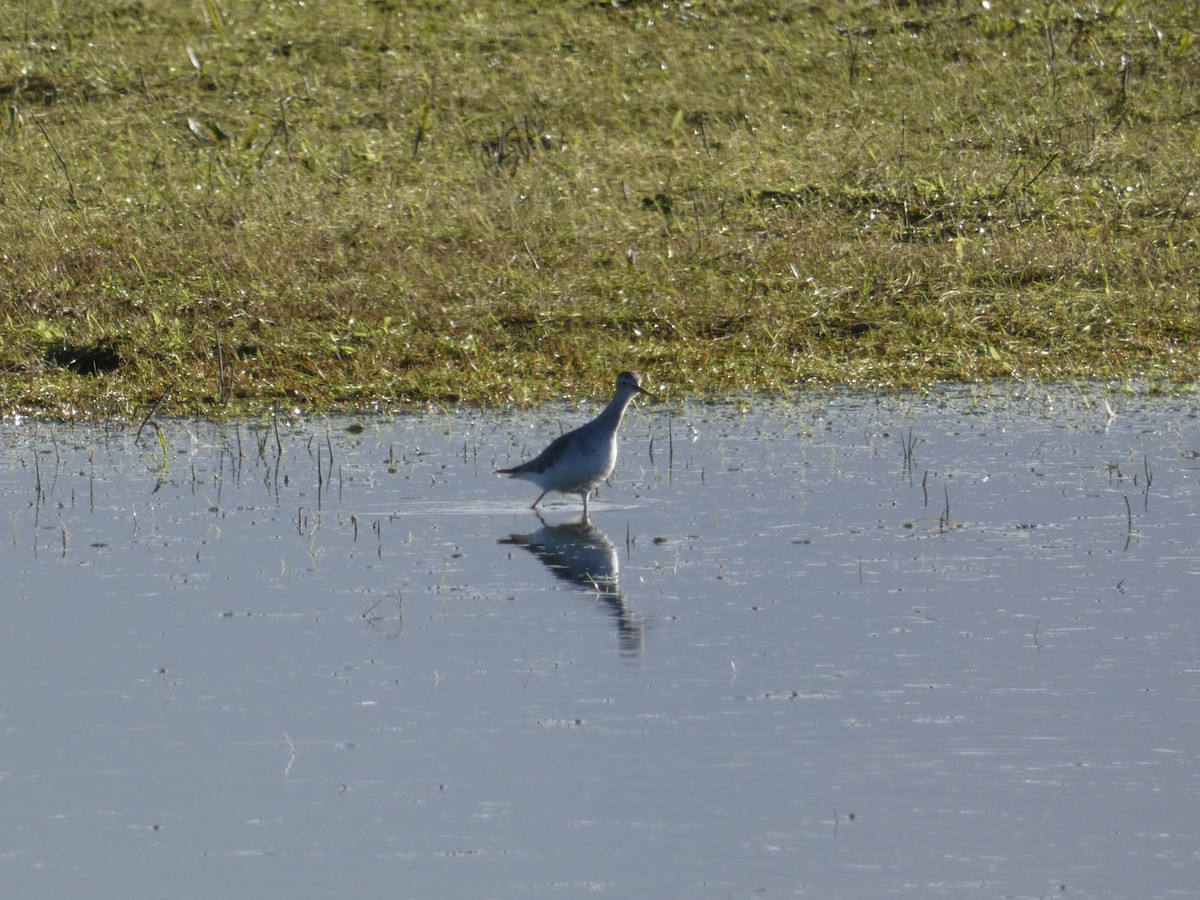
[{"left": 2, "top": 386, "right": 1199, "bottom": 899}]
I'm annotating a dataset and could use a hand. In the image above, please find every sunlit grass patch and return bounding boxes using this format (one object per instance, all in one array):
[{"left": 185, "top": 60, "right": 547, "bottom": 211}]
[{"left": 1, "top": 1, "right": 1197, "bottom": 417}]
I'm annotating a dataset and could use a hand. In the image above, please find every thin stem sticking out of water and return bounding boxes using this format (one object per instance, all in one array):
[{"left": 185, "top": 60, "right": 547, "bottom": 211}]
[
  {"left": 1123, "top": 494, "right": 1134, "bottom": 552},
  {"left": 33, "top": 451, "right": 43, "bottom": 507},
  {"left": 1143, "top": 456, "right": 1153, "bottom": 511},
  {"left": 134, "top": 396, "right": 166, "bottom": 443},
  {"left": 272, "top": 404, "right": 283, "bottom": 456},
  {"left": 283, "top": 732, "right": 297, "bottom": 777},
  {"left": 149, "top": 422, "right": 170, "bottom": 494},
  {"left": 901, "top": 427, "right": 917, "bottom": 474},
  {"left": 317, "top": 444, "right": 324, "bottom": 508},
  {"left": 297, "top": 506, "right": 322, "bottom": 540},
  {"left": 150, "top": 421, "right": 169, "bottom": 463},
  {"left": 362, "top": 589, "right": 403, "bottom": 636}
]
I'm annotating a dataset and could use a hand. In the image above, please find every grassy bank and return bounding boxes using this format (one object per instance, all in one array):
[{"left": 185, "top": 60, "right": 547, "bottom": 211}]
[{"left": 2, "top": 0, "right": 1198, "bottom": 417}]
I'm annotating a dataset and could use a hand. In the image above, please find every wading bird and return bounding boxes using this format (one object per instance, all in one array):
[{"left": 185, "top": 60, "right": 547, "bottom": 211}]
[{"left": 496, "top": 371, "right": 653, "bottom": 520}]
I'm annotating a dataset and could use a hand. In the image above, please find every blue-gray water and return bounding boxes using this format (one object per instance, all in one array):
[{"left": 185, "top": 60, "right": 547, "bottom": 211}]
[{"left": 2, "top": 386, "right": 1198, "bottom": 899}]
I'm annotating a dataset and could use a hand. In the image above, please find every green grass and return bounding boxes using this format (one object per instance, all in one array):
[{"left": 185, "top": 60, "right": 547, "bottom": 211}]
[{"left": 2, "top": 0, "right": 1198, "bottom": 417}]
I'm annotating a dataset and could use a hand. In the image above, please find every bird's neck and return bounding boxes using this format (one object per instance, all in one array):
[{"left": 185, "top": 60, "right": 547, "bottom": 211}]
[{"left": 598, "top": 392, "right": 635, "bottom": 428}]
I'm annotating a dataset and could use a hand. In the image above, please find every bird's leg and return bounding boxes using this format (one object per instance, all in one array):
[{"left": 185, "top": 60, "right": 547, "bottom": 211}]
[
  {"left": 531, "top": 490, "right": 547, "bottom": 510},
  {"left": 581, "top": 492, "right": 590, "bottom": 523}
]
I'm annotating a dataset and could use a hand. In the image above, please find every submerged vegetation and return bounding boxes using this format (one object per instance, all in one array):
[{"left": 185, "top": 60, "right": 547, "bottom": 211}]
[{"left": 1, "top": 0, "right": 1198, "bottom": 417}]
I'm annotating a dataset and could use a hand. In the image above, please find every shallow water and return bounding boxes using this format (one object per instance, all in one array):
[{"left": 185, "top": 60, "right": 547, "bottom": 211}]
[{"left": 3, "top": 386, "right": 1199, "bottom": 899}]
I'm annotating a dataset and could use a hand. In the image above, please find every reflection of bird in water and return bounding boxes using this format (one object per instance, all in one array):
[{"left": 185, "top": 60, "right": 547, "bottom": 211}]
[
  {"left": 499, "top": 517, "right": 644, "bottom": 656},
  {"left": 496, "top": 371, "right": 653, "bottom": 521}
]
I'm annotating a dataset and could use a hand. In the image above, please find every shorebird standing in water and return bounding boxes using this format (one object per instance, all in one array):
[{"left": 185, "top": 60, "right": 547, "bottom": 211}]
[{"left": 496, "top": 371, "right": 653, "bottom": 520}]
